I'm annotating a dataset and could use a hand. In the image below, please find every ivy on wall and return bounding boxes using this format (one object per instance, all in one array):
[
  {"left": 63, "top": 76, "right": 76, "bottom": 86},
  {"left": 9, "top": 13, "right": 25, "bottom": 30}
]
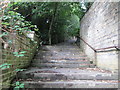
[{"left": 0, "top": 2, "right": 40, "bottom": 89}]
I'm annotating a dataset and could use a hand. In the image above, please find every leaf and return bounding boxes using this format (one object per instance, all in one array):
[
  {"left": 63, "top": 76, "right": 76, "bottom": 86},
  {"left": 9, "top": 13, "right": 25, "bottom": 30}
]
[
  {"left": 34, "top": 41, "right": 37, "bottom": 44},
  {"left": 14, "top": 25, "right": 20, "bottom": 28},
  {"left": 0, "top": 63, "right": 11, "bottom": 69},
  {"left": 8, "top": 40, "right": 12, "bottom": 44},
  {"left": 30, "top": 25, "right": 35, "bottom": 28},
  {"left": 0, "top": 35, "right": 3, "bottom": 38},
  {"left": 19, "top": 83, "right": 24, "bottom": 88},
  {"left": 34, "top": 28, "right": 39, "bottom": 31},
  {"left": 18, "top": 28, "right": 22, "bottom": 31},
  {"left": 13, "top": 2, "right": 18, "bottom": 5},
  {"left": 16, "top": 81, "right": 20, "bottom": 86},
  {"left": 1, "top": 22, "right": 10, "bottom": 26},
  {"left": 0, "top": 63, "right": 7, "bottom": 68},
  {"left": 23, "top": 27, "right": 28, "bottom": 30},
  {"left": 1, "top": 66, "right": 7, "bottom": 69},
  {"left": 14, "top": 69, "right": 26, "bottom": 72},
  {"left": 0, "top": 32, "right": 9, "bottom": 37},
  {"left": 6, "top": 66, "right": 10, "bottom": 68},
  {"left": 14, "top": 55, "right": 19, "bottom": 57},
  {"left": 18, "top": 54, "right": 24, "bottom": 57},
  {"left": 8, "top": 11, "right": 15, "bottom": 15},
  {"left": 19, "top": 51, "right": 27, "bottom": 54},
  {"left": 27, "top": 29, "right": 32, "bottom": 31},
  {"left": 14, "top": 7, "right": 19, "bottom": 10},
  {"left": 14, "top": 87, "right": 19, "bottom": 90},
  {"left": 13, "top": 52, "right": 18, "bottom": 55},
  {"left": 14, "top": 81, "right": 24, "bottom": 89}
]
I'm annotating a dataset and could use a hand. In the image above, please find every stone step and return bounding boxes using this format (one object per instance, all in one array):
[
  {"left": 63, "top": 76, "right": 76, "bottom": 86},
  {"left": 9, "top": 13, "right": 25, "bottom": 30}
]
[
  {"left": 18, "top": 72, "right": 118, "bottom": 80},
  {"left": 23, "top": 80, "right": 118, "bottom": 88},
  {"left": 35, "top": 55, "right": 88, "bottom": 59},
  {"left": 36, "top": 53, "right": 87, "bottom": 57},
  {"left": 18, "top": 68, "right": 117, "bottom": 80},
  {"left": 35, "top": 50, "right": 85, "bottom": 55},
  {"left": 32, "top": 59, "right": 91, "bottom": 64},
  {"left": 50, "top": 47, "right": 81, "bottom": 49},
  {"left": 31, "top": 63, "right": 95, "bottom": 68},
  {"left": 38, "top": 49, "right": 83, "bottom": 52},
  {"left": 33, "top": 73, "right": 118, "bottom": 80},
  {"left": 34, "top": 57, "right": 89, "bottom": 60}
]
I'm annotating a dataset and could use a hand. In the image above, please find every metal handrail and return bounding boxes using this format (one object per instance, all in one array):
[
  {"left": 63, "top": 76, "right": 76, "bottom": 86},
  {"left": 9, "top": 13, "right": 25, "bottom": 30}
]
[
  {"left": 96, "top": 46, "right": 119, "bottom": 51},
  {"left": 79, "top": 36, "right": 96, "bottom": 52},
  {"left": 79, "top": 36, "right": 119, "bottom": 52}
]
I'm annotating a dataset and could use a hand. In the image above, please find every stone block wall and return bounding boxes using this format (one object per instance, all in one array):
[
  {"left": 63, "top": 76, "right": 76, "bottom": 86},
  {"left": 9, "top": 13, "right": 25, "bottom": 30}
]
[{"left": 80, "top": 1, "right": 119, "bottom": 72}]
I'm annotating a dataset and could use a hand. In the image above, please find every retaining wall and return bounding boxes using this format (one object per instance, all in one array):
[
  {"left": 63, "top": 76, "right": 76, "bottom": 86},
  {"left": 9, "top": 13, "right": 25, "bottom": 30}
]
[
  {"left": 0, "top": 1, "right": 40, "bottom": 89},
  {"left": 80, "top": 1, "right": 119, "bottom": 72}
]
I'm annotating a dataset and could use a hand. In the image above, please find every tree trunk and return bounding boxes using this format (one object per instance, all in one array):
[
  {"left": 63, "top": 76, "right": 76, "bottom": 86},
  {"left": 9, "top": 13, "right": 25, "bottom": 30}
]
[{"left": 48, "top": 3, "right": 58, "bottom": 45}]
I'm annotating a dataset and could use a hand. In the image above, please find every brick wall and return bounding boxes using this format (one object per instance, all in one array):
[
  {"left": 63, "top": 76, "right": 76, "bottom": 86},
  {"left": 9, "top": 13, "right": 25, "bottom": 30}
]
[
  {"left": 0, "top": 1, "right": 40, "bottom": 89},
  {"left": 1, "top": 33, "right": 39, "bottom": 89},
  {"left": 80, "top": 1, "right": 119, "bottom": 72}
]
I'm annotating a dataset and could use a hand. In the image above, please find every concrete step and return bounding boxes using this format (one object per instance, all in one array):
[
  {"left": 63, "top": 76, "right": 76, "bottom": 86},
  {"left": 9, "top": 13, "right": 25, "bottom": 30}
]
[
  {"left": 32, "top": 59, "right": 91, "bottom": 64},
  {"left": 35, "top": 55, "right": 88, "bottom": 59},
  {"left": 40, "top": 54, "right": 87, "bottom": 57},
  {"left": 35, "top": 57, "right": 89, "bottom": 60},
  {"left": 39, "top": 48, "right": 83, "bottom": 52},
  {"left": 31, "top": 63, "right": 95, "bottom": 68},
  {"left": 18, "top": 68, "right": 117, "bottom": 80},
  {"left": 22, "top": 80, "right": 118, "bottom": 88},
  {"left": 37, "top": 50, "right": 84, "bottom": 54},
  {"left": 18, "top": 72, "right": 118, "bottom": 81}
]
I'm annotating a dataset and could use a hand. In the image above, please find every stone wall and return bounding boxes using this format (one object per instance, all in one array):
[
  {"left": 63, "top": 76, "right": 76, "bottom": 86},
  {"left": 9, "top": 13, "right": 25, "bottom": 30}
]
[
  {"left": 0, "top": 1, "right": 40, "bottom": 89},
  {"left": 1, "top": 32, "right": 39, "bottom": 89},
  {"left": 80, "top": 1, "right": 119, "bottom": 72}
]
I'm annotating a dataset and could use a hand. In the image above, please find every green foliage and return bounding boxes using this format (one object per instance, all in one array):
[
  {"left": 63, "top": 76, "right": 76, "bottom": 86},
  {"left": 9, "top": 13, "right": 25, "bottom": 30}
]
[
  {"left": 0, "top": 32, "right": 9, "bottom": 37},
  {"left": 1, "top": 22, "right": 10, "bottom": 26},
  {"left": 8, "top": 2, "right": 85, "bottom": 44},
  {"left": 13, "top": 51, "right": 26, "bottom": 57},
  {"left": 14, "top": 81, "right": 24, "bottom": 89},
  {"left": 1, "top": 3, "right": 40, "bottom": 89},
  {"left": 6, "top": 2, "right": 92, "bottom": 44},
  {"left": 0, "top": 63, "right": 12, "bottom": 69},
  {"left": 66, "top": 14, "right": 80, "bottom": 37},
  {"left": 14, "top": 69, "right": 26, "bottom": 72},
  {"left": 19, "top": 51, "right": 27, "bottom": 54},
  {"left": 2, "top": 9, "right": 39, "bottom": 35}
]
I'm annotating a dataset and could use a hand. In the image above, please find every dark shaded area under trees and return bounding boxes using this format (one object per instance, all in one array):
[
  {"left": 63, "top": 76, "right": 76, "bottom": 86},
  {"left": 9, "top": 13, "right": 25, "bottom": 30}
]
[{"left": 7, "top": 2, "right": 92, "bottom": 45}]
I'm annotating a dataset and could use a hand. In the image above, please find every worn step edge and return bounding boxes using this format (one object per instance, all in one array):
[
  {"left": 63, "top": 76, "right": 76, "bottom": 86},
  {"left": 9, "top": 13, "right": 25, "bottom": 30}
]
[
  {"left": 18, "top": 72, "right": 118, "bottom": 80},
  {"left": 23, "top": 80, "right": 118, "bottom": 88},
  {"left": 32, "top": 60, "right": 91, "bottom": 64},
  {"left": 31, "top": 63, "right": 95, "bottom": 68},
  {"left": 34, "top": 57, "right": 89, "bottom": 61}
]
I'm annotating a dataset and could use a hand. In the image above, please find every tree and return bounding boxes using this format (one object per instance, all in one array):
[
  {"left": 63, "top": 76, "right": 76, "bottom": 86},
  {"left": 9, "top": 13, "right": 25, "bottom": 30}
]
[
  {"left": 8, "top": 2, "right": 92, "bottom": 45},
  {"left": 48, "top": 2, "right": 58, "bottom": 45}
]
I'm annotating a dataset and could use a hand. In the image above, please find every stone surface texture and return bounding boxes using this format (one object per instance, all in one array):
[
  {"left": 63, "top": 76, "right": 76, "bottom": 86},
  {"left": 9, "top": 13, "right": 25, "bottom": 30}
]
[{"left": 80, "top": 1, "right": 119, "bottom": 71}]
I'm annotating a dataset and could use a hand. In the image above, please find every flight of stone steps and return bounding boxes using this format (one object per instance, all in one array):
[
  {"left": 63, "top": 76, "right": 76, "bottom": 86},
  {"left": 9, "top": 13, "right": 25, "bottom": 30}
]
[{"left": 16, "top": 41, "right": 118, "bottom": 89}]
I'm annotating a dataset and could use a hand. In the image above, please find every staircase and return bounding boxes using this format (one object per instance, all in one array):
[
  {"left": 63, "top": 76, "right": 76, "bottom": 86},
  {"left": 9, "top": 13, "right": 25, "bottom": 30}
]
[{"left": 17, "top": 41, "right": 118, "bottom": 89}]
